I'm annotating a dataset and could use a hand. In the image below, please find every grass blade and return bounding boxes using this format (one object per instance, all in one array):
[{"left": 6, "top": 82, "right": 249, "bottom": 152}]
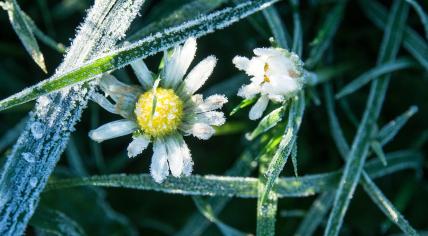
[
  {"left": 336, "top": 58, "right": 416, "bottom": 99},
  {"left": 30, "top": 207, "right": 86, "bottom": 236},
  {"left": 360, "top": 0, "right": 428, "bottom": 70},
  {"left": 46, "top": 151, "right": 421, "bottom": 198},
  {"left": 306, "top": 1, "right": 347, "bottom": 67},
  {"left": 378, "top": 105, "right": 418, "bottom": 145},
  {"left": 0, "top": 0, "right": 280, "bottom": 112},
  {"left": 248, "top": 106, "right": 285, "bottom": 141},
  {"left": 262, "top": 5, "right": 289, "bottom": 49},
  {"left": 405, "top": 0, "right": 428, "bottom": 40},
  {"left": 290, "top": 0, "right": 303, "bottom": 56},
  {"left": 1, "top": 0, "right": 47, "bottom": 72}
]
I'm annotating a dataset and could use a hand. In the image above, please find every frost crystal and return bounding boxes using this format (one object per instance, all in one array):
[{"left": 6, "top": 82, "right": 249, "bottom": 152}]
[
  {"left": 30, "top": 122, "right": 45, "bottom": 139},
  {"left": 29, "top": 177, "right": 38, "bottom": 187},
  {"left": 22, "top": 152, "right": 35, "bottom": 163}
]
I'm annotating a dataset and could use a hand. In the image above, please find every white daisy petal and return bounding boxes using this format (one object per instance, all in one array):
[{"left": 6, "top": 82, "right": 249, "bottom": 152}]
[
  {"left": 165, "top": 136, "right": 184, "bottom": 177},
  {"left": 89, "top": 120, "right": 138, "bottom": 143},
  {"left": 163, "top": 38, "right": 197, "bottom": 88},
  {"left": 127, "top": 135, "right": 150, "bottom": 158},
  {"left": 237, "top": 82, "right": 260, "bottom": 99},
  {"left": 197, "top": 111, "right": 225, "bottom": 126},
  {"left": 253, "top": 47, "right": 283, "bottom": 57},
  {"left": 150, "top": 140, "right": 169, "bottom": 183},
  {"left": 196, "top": 94, "right": 228, "bottom": 113},
  {"left": 91, "top": 93, "right": 119, "bottom": 115},
  {"left": 181, "top": 55, "right": 217, "bottom": 95},
  {"left": 232, "top": 56, "right": 250, "bottom": 71},
  {"left": 131, "top": 59, "right": 154, "bottom": 89},
  {"left": 177, "top": 136, "right": 193, "bottom": 176},
  {"left": 190, "top": 123, "right": 215, "bottom": 140},
  {"left": 249, "top": 95, "right": 269, "bottom": 120}
]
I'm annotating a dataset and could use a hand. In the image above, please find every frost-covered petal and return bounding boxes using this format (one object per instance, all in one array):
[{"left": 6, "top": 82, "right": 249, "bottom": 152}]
[
  {"left": 89, "top": 119, "right": 138, "bottom": 143},
  {"left": 237, "top": 82, "right": 260, "bottom": 99},
  {"left": 127, "top": 135, "right": 150, "bottom": 158},
  {"left": 162, "top": 38, "right": 197, "bottom": 88},
  {"left": 253, "top": 47, "right": 283, "bottom": 57},
  {"left": 91, "top": 92, "right": 119, "bottom": 115},
  {"left": 181, "top": 56, "right": 217, "bottom": 95},
  {"left": 189, "top": 123, "right": 215, "bottom": 140},
  {"left": 165, "top": 136, "right": 184, "bottom": 177},
  {"left": 99, "top": 74, "right": 141, "bottom": 104},
  {"left": 196, "top": 111, "right": 226, "bottom": 126},
  {"left": 232, "top": 56, "right": 250, "bottom": 71},
  {"left": 246, "top": 57, "right": 266, "bottom": 78},
  {"left": 265, "top": 55, "right": 293, "bottom": 76},
  {"left": 249, "top": 95, "right": 269, "bottom": 120},
  {"left": 173, "top": 136, "right": 193, "bottom": 176},
  {"left": 195, "top": 94, "right": 228, "bottom": 113},
  {"left": 150, "top": 140, "right": 169, "bottom": 183},
  {"left": 131, "top": 59, "right": 154, "bottom": 89},
  {"left": 268, "top": 74, "right": 301, "bottom": 95}
]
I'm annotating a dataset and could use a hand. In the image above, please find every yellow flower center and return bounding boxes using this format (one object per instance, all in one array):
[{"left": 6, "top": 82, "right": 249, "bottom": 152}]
[
  {"left": 263, "top": 63, "right": 270, "bottom": 83},
  {"left": 135, "top": 88, "right": 184, "bottom": 138}
]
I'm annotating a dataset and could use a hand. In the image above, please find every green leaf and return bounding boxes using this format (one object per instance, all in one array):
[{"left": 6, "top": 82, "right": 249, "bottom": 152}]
[
  {"left": 336, "top": 58, "right": 416, "bottom": 99},
  {"left": 230, "top": 97, "right": 258, "bottom": 116},
  {"left": 262, "top": 5, "right": 289, "bottom": 49},
  {"left": 1, "top": 0, "right": 47, "bottom": 72},
  {"left": 370, "top": 141, "right": 388, "bottom": 166},
  {"left": 29, "top": 207, "right": 86, "bottom": 236},
  {"left": 248, "top": 106, "right": 285, "bottom": 141},
  {"left": 0, "top": 0, "right": 280, "bottom": 112}
]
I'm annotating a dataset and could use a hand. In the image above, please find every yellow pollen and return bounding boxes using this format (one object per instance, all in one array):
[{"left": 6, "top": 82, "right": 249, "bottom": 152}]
[
  {"left": 135, "top": 88, "right": 184, "bottom": 138},
  {"left": 263, "top": 63, "right": 270, "bottom": 83}
]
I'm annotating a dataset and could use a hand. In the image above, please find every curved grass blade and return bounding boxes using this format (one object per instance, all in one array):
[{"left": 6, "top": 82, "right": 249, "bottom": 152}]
[
  {"left": 0, "top": 0, "right": 280, "bottom": 112},
  {"left": 46, "top": 151, "right": 421, "bottom": 198},
  {"left": 230, "top": 97, "right": 258, "bottom": 116},
  {"left": 290, "top": 0, "right": 303, "bottom": 56},
  {"left": 405, "top": 0, "right": 428, "bottom": 40},
  {"left": 29, "top": 208, "right": 86, "bottom": 236},
  {"left": 262, "top": 5, "right": 289, "bottom": 49},
  {"left": 336, "top": 58, "right": 416, "bottom": 99},
  {"left": 1, "top": 0, "right": 47, "bottom": 72},
  {"left": 193, "top": 197, "right": 247, "bottom": 236},
  {"left": 323, "top": 2, "right": 413, "bottom": 229}
]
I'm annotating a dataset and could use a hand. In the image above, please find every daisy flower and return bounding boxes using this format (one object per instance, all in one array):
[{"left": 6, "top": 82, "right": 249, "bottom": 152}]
[
  {"left": 89, "top": 38, "right": 227, "bottom": 183},
  {"left": 233, "top": 47, "right": 304, "bottom": 120}
]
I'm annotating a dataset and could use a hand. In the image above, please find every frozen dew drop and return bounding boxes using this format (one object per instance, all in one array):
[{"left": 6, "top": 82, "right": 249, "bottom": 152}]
[
  {"left": 30, "top": 121, "right": 45, "bottom": 139},
  {"left": 29, "top": 177, "right": 38, "bottom": 187},
  {"left": 22, "top": 152, "right": 35, "bottom": 163}
]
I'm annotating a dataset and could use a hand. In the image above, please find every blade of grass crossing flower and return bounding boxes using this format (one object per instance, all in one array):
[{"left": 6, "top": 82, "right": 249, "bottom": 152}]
[
  {"left": 262, "top": 6, "right": 289, "bottom": 49},
  {"left": 306, "top": 1, "right": 347, "bottom": 67},
  {"left": 1, "top": 0, "right": 47, "bottom": 72},
  {"left": 230, "top": 97, "right": 258, "bottom": 116},
  {"left": 325, "top": 2, "right": 409, "bottom": 233},
  {"left": 295, "top": 192, "right": 335, "bottom": 236},
  {"left": 0, "top": 0, "right": 280, "bottom": 112},
  {"left": 405, "top": 0, "right": 428, "bottom": 40},
  {"left": 193, "top": 197, "right": 247, "bottom": 236},
  {"left": 360, "top": 0, "right": 428, "bottom": 70},
  {"left": 335, "top": 58, "right": 416, "bottom": 99},
  {"left": 324, "top": 84, "right": 419, "bottom": 235}
]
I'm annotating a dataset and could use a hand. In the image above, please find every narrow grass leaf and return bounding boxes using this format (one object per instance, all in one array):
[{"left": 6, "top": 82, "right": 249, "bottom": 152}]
[
  {"left": 248, "top": 106, "right": 285, "bottom": 141},
  {"left": 262, "top": 5, "right": 289, "bottom": 49},
  {"left": 46, "top": 152, "right": 421, "bottom": 198},
  {"left": 370, "top": 141, "right": 388, "bottom": 166},
  {"left": 230, "top": 97, "right": 258, "bottom": 116},
  {"left": 1, "top": 0, "right": 47, "bottom": 72},
  {"left": 290, "top": 0, "right": 303, "bottom": 55},
  {"left": 378, "top": 105, "right": 418, "bottom": 145},
  {"left": 0, "top": 0, "right": 280, "bottom": 112},
  {"left": 291, "top": 141, "right": 298, "bottom": 177},
  {"left": 336, "top": 58, "right": 416, "bottom": 99},
  {"left": 306, "top": 1, "right": 347, "bottom": 67}
]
